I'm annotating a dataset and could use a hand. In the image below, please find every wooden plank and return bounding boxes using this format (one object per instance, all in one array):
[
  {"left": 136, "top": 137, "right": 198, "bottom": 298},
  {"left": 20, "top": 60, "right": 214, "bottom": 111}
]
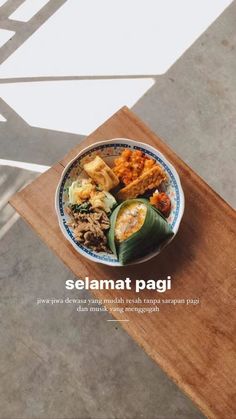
[{"left": 10, "top": 107, "right": 236, "bottom": 419}]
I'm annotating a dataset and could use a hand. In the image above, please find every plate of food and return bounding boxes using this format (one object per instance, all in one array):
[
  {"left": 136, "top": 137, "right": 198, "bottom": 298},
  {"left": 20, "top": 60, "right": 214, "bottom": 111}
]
[{"left": 55, "top": 139, "right": 184, "bottom": 266}]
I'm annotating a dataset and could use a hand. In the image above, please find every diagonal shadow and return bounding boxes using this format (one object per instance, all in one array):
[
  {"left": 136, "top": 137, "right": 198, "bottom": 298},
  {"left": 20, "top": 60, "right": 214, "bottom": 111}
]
[
  {"left": 0, "top": 0, "right": 67, "bottom": 65},
  {"left": 0, "top": 0, "right": 26, "bottom": 16},
  {"left": 0, "top": 95, "right": 84, "bottom": 242},
  {"left": 0, "top": 97, "right": 84, "bottom": 166}
]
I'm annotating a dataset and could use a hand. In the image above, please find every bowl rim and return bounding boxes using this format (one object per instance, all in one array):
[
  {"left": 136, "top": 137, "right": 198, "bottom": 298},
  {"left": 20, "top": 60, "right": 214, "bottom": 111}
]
[{"left": 55, "top": 138, "right": 185, "bottom": 266}]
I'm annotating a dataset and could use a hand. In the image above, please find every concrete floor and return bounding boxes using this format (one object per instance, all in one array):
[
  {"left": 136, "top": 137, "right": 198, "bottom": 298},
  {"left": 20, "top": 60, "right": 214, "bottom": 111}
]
[{"left": 0, "top": 1, "right": 235, "bottom": 418}]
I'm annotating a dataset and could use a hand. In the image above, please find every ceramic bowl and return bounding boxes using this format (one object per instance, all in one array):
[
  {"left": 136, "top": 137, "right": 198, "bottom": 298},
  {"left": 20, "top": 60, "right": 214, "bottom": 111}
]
[{"left": 55, "top": 139, "right": 185, "bottom": 266}]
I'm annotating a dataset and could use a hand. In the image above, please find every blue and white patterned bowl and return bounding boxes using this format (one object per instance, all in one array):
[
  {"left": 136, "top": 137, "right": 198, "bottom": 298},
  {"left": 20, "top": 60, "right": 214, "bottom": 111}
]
[{"left": 55, "top": 139, "right": 185, "bottom": 266}]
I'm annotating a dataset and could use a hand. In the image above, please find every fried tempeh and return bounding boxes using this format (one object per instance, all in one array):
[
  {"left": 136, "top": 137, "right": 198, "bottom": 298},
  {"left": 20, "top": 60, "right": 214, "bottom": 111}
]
[{"left": 117, "top": 165, "right": 167, "bottom": 200}]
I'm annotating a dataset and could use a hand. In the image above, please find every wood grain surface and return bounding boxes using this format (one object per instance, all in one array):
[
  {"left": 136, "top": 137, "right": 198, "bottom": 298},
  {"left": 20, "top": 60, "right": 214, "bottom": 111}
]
[{"left": 10, "top": 107, "right": 236, "bottom": 419}]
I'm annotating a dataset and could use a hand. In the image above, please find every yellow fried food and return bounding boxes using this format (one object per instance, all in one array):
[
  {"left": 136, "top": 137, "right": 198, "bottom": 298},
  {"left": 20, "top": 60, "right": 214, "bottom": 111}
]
[
  {"left": 113, "top": 149, "right": 156, "bottom": 185},
  {"left": 117, "top": 165, "right": 166, "bottom": 201},
  {"left": 83, "top": 156, "right": 119, "bottom": 191},
  {"left": 68, "top": 179, "right": 96, "bottom": 204}
]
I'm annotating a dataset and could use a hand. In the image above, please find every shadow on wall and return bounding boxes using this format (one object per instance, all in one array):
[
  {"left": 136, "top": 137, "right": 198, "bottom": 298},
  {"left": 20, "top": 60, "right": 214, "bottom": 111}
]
[
  {"left": 0, "top": 96, "right": 84, "bottom": 241},
  {"left": 0, "top": 0, "right": 84, "bottom": 165},
  {"left": 0, "top": 97, "right": 84, "bottom": 165},
  {"left": 0, "top": 0, "right": 80, "bottom": 240},
  {"left": 0, "top": 0, "right": 67, "bottom": 64}
]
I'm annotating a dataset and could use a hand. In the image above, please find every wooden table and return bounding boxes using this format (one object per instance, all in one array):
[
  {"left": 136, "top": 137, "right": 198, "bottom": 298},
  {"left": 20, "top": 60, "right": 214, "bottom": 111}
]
[{"left": 10, "top": 107, "right": 236, "bottom": 419}]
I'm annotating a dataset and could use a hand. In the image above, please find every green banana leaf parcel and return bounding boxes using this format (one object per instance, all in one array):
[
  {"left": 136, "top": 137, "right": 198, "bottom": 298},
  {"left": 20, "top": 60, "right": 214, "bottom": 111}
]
[{"left": 108, "top": 199, "right": 174, "bottom": 265}]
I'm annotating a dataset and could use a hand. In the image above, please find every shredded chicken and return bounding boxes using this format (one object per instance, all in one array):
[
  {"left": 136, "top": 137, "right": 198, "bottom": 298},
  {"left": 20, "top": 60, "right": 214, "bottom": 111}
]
[{"left": 67, "top": 207, "right": 110, "bottom": 252}]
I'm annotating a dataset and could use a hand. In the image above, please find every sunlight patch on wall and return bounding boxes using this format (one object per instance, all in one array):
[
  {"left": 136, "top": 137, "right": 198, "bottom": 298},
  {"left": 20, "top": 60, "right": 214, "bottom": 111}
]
[
  {"left": 0, "top": 0, "right": 233, "bottom": 77},
  {"left": 0, "top": 0, "right": 8, "bottom": 7},
  {"left": 0, "top": 173, "right": 7, "bottom": 187},
  {"left": 9, "top": 0, "right": 50, "bottom": 22},
  {"left": 0, "top": 165, "right": 38, "bottom": 241},
  {"left": 0, "top": 29, "right": 15, "bottom": 48},
  {"left": 0, "top": 113, "right": 7, "bottom": 122},
  {"left": 0, "top": 212, "right": 19, "bottom": 241},
  {"left": 0, "top": 78, "right": 155, "bottom": 135},
  {"left": 0, "top": 159, "right": 50, "bottom": 173}
]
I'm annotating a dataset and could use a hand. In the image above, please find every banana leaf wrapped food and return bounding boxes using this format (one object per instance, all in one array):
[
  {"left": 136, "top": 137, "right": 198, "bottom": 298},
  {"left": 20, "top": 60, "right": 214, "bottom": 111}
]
[{"left": 108, "top": 199, "right": 174, "bottom": 265}]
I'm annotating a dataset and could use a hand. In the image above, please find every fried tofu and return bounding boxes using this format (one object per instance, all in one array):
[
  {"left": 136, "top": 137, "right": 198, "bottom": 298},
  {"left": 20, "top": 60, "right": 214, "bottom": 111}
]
[{"left": 83, "top": 156, "right": 119, "bottom": 191}]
